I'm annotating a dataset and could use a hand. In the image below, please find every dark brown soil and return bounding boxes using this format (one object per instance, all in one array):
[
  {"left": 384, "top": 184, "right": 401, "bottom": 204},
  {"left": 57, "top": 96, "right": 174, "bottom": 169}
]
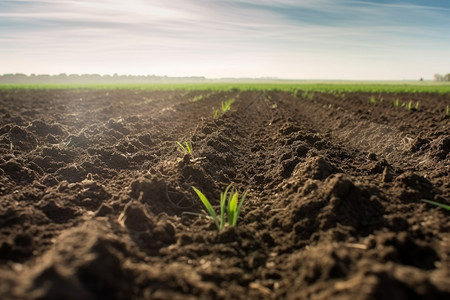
[{"left": 0, "top": 89, "right": 449, "bottom": 300}]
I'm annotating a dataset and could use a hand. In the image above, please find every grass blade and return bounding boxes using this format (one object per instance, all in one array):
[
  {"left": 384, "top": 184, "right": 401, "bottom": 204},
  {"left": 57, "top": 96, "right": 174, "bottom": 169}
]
[
  {"left": 192, "top": 187, "right": 220, "bottom": 229},
  {"left": 422, "top": 199, "right": 450, "bottom": 211},
  {"left": 220, "top": 184, "right": 233, "bottom": 229},
  {"left": 228, "top": 192, "right": 238, "bottom": 226},
  {"left": 190, "top": 184, "right": 247, "bottom": 230},
  {"left": 234, "top": 191, "right": 247, "bottom": 226},
  {"left": 220, "top": 191, "right": 226, "bottom": 230},
  {"left": 185, "top": 141, "right": 191, "bottom": 154},
  {"left": 176, "top": 141, "right": 185, "bottom": 153}
]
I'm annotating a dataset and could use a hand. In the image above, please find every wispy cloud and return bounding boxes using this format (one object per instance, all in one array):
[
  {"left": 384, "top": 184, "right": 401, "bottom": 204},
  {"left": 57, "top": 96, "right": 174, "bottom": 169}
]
[{"left": 0, "top": 0, "right": 449, "bottom": 79}]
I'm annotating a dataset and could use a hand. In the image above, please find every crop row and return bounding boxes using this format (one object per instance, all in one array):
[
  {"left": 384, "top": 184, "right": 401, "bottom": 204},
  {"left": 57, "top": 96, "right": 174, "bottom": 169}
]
[
  {"left": 2, "top": 81, "right": 450, "bottom": 93},
  {"left": 175, "top": 96, "right": 450, "bottom": 230}
]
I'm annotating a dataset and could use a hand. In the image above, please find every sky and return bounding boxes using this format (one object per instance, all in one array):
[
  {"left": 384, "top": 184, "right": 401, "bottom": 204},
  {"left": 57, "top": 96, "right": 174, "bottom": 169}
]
[{"left": 1, "top": 0, "right": 450, "bottom": 80}]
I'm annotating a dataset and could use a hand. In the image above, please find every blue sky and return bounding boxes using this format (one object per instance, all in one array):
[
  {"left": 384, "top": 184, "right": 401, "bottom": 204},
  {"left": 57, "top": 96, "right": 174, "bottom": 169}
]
[{"left": 1, "top": 0, "right": 449, "bottom": 80}]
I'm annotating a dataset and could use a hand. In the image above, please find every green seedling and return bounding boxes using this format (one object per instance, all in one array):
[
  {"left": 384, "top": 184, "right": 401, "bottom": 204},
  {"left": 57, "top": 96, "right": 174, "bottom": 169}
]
[
  {"left": 213, "top": 109, "right": 220, "bottom": 119},
  {"left": 405, "top": 101, "right": 419, "bottom": 110},
  {"left": 422, "top": 199, "right": 450, "bottom": 211},
  {"left": 221, "top": 98, "right": 235, "bottom": 113},
  {"left": 393, "top": 99, "right": 400, "bottom": 107},
  {"left": 191, "top": 184, "right": 247, "bottom": 230},
  {"left": 446, "top": 105, "right": 450, "bottom": 117},
  {"left": 177, "top": 141, "right": 192, "bottom": 157},
  {"left": 191, "top": 95, "right": 203, "bottom": 102},
  {"left": 404, "top": 101, "right": 419, "bottom": 110},
  {"left": 370, "top": 94, "right": 383, "bottom": 104},
  {"left": 302, "top": 91, "right": 314, "bottom": 101},
  {"left": 212, "top": 98, "right": 235, "bottom": 118}
]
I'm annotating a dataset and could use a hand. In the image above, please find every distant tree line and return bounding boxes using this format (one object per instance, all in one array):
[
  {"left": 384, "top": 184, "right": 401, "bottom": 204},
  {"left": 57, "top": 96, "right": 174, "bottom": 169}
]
[
  {"left": 434, "top": 73, "right": 450, "bottom": 82},
  {"left": 0, "top": 73, "right": 207, "bottom": 84}
]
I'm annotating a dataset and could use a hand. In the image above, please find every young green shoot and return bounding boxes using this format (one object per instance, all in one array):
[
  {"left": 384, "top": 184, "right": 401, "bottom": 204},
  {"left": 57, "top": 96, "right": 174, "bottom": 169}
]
[
  {"left": 213, "top": 109, "right": 220, "bottom": 119},
  {"left": 212, "top": 98, "right": 235, "bottom": 118},
  {"left": 370, "top": 94, "right": 383, "bottom": 105},
  {"left": 177, "top": 141, "right": 192, "bottom": 157},
  {"left": 191, "top": 95, "right": 203, "bottom": 102},
  {"left": 393, "top": 99, "right": 400, "bottom": 107},
  {"left": 302, "top": 91, "right": 314, "bottom": 101},
  {"left": 191, "top": 184, "right": 247, "bottom": 230},
  {"left": 404, "top": 101, "right": 419, "bottom": 110},
  {"left": 221, "top": 98, "right": 235, "bottom": 113},
  {"left": 446, "top": 105, "right": 450, "bottom": 118},
  {"left": 422, "top": 199, "right": 450, "bottom": 211}
]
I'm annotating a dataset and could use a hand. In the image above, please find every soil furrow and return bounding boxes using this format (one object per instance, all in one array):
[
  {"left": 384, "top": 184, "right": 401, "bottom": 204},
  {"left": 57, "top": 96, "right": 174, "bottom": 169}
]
[{"left": 0, "top": 89, "right": 449, "bottom": 300}]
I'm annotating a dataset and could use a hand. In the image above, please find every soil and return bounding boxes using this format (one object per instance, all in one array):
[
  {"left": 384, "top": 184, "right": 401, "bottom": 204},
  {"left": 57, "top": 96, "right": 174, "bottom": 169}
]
[{"left": 0, "top": 89, "right": 449, "bottom": 300}]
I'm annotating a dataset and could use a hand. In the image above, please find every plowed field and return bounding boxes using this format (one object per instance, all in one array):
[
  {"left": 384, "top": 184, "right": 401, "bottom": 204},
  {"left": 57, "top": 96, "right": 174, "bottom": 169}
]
[{"left": 1, "top": 89, "right": 449, "bottom": 299}]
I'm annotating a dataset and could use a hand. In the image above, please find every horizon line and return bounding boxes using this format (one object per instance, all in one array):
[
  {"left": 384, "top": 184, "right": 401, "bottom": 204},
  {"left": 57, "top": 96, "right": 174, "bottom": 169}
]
[{"left": 0, "top": 73, "right": 439, "bottom": 82}]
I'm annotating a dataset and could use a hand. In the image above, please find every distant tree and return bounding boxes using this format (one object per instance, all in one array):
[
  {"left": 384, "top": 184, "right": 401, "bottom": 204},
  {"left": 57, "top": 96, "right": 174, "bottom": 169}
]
[
  {"left": 444, "top": 73, "right": 450, "bottom": 82},
  {"left": 434, "top": 73, "right": 444, "bottom": 82}
]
